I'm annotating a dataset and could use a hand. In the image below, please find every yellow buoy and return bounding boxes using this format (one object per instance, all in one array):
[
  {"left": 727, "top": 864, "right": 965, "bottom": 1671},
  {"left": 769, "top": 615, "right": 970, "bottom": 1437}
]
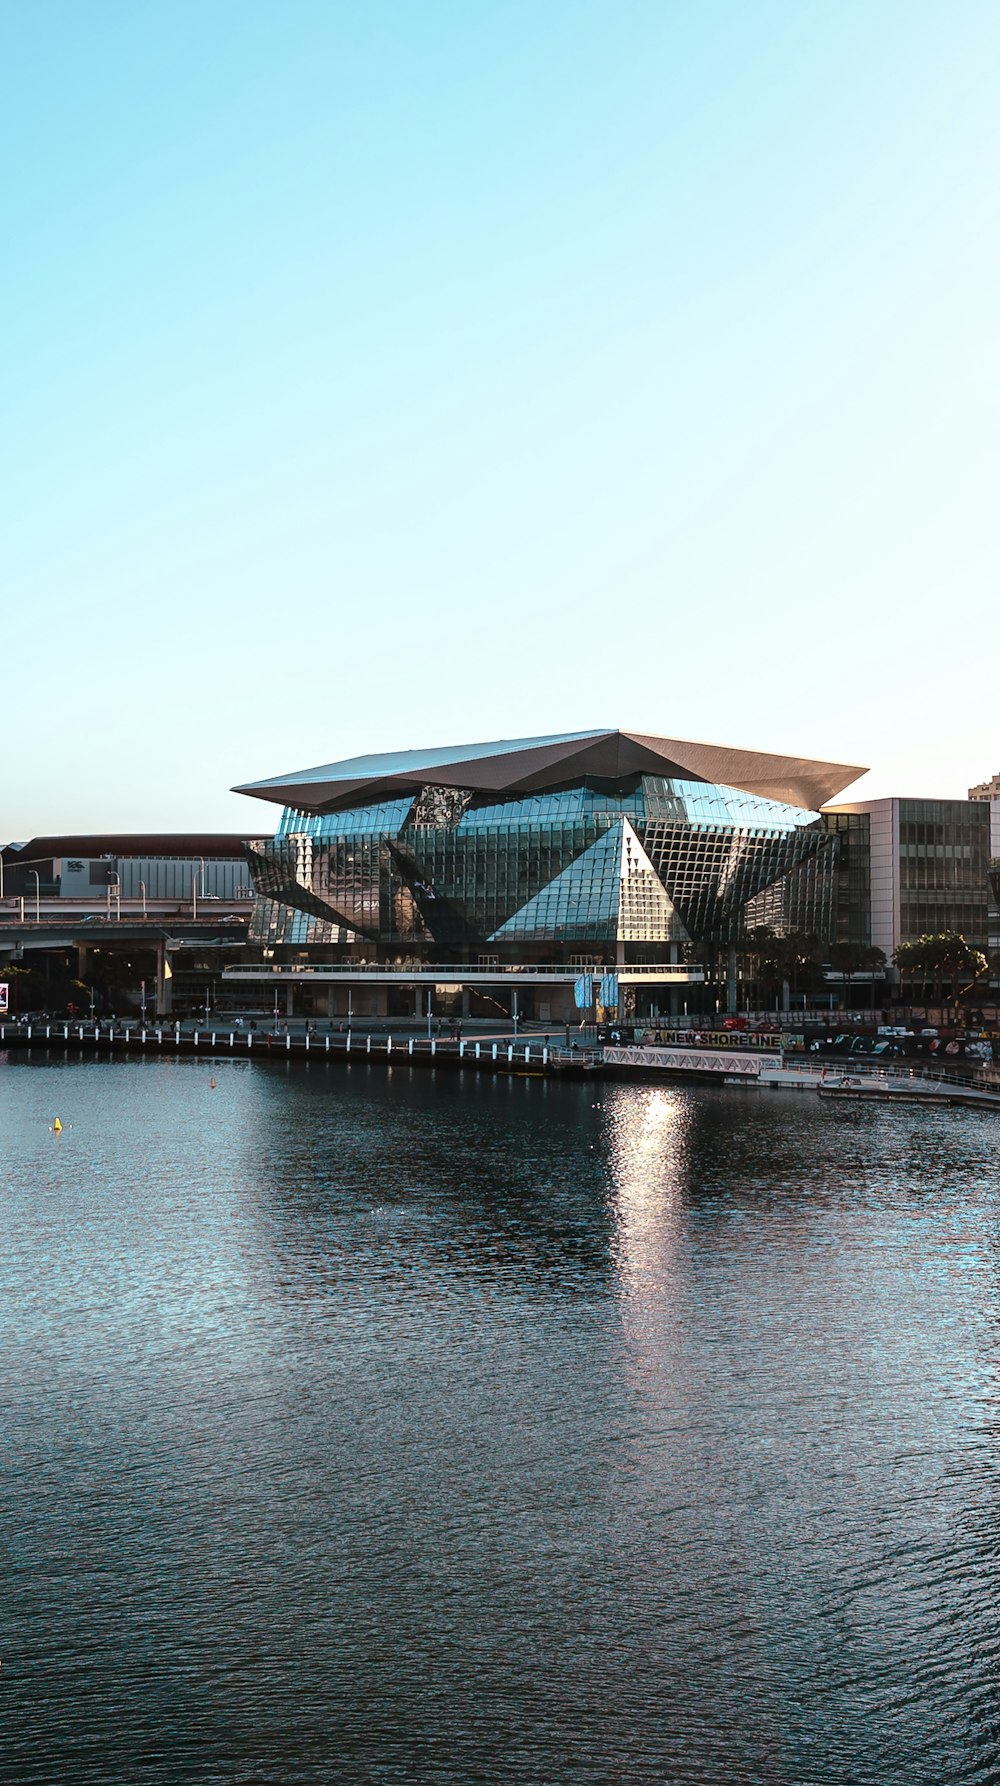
[{"left": 53, "top": 1117, "right": 62, "bottom": 1133}]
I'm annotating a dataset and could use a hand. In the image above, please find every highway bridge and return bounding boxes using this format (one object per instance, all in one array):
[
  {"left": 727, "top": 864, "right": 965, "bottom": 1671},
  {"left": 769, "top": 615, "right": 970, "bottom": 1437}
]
[{"left": 0, "top": 908, "right": 250, "bottom": 1016}]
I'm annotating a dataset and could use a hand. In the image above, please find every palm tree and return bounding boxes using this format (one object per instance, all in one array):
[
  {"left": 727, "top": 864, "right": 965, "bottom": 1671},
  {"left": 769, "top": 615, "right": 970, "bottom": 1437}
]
[
  {"left": 741, "top": 925, "right": 777, "bottom": 1010},
  {"left": 827, "top": 941, "right": 865, "bottom": 1010},
  {"left": 772, "top": 931, "right": 824, "bottom": 1010},
  {"left": 829, "top": 941, "right": 887, "bottom": 1013},
  {"left": 860, "top": 945, "right": 887, "bottom": 1012}
]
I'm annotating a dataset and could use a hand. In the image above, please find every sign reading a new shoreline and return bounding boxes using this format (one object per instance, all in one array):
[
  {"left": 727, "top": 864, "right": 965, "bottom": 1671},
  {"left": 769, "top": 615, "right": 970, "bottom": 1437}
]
[{"left": 603, "top": 1045, "right": 782, "bottom": 1078}]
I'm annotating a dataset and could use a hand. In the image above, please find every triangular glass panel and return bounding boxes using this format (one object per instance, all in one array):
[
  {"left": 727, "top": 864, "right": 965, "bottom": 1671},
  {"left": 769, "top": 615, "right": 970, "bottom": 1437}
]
[{"left": 490, "top": 819, "right": 688, "bottom": 944}]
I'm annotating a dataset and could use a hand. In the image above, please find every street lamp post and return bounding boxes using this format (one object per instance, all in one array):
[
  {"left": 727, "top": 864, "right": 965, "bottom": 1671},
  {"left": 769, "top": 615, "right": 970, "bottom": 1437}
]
[
  {"left": 29, "top": 870, "right": 40, "bottom": 921},
  {"left": 139, "top": 880, "right": 147, "bottom": 918},
  {"left": 192, "top": 875, "right": 198, "bottom": 921}
]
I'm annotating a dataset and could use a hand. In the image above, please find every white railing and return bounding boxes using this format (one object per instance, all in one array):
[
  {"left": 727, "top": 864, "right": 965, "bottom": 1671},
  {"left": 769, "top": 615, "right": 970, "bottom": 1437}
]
[
  {"left": 777, "top": 1058, "right": 996, "bottom": 1094},
  {"left": 0, "top": 900, "right": 252, "bottom": 923},
  {"left": 221, "top": 961, "right": 704, "bottom": 980}
]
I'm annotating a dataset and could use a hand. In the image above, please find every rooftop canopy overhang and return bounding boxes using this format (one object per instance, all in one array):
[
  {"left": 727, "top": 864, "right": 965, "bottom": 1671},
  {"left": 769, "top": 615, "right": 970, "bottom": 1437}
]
[{"left": 234, "top": 729, "right": 866, "bottom": 817}]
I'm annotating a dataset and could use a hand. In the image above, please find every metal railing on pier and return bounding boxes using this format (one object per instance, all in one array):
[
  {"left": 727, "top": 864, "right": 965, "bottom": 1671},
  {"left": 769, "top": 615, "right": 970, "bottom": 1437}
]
[
  {"left": 776, "top": 1058, "right": 997, "bottom": 1095},
  {"left": 0, "top": 1019, "right": 605, "bottom": 1072},
  {"left": 222, "top": 961, "right": 703, "bottom": 981}
]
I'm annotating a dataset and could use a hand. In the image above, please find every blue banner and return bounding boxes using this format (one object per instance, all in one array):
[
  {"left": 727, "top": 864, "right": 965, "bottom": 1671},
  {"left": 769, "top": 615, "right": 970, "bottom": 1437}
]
[
  {"left": 600, "top": 973, "right": 619, "bottom": 1009},
  {"left": 574, "top": 974, "right": 594, "bottom": 1009}
]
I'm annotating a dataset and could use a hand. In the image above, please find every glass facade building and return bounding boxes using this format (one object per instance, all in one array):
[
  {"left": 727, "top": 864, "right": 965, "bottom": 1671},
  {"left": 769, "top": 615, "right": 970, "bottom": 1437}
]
[
  {"left": 824, "top": 798, "right": 997, "bottom": 957},
  {"left": 897, "top": 800, "right": 992, "bottom": 944},
  {"left": 236, "top": 731, "right": 865, "bottom": 963},
  {"left": 822, "top": 810, "right": 873, "bottom": 945}
]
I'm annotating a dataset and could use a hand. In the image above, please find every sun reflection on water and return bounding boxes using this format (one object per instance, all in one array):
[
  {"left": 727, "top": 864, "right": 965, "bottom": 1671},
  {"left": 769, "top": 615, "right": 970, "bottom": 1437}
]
[{"left": 603, "top": 1085, "right": 692, "bottom": 1306}]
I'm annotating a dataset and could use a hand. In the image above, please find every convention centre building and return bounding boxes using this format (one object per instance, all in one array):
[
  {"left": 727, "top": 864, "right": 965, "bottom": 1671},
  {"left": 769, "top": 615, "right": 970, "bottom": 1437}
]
[{"left": 231, "top": 729, "right": 867, "bottom": 1021}]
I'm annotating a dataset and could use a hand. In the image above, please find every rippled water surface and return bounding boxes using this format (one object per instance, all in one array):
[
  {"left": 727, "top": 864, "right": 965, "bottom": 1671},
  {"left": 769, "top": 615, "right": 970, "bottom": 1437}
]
[{"left": 2, "top": 1054, "right": 1000, "bottom": 1784}]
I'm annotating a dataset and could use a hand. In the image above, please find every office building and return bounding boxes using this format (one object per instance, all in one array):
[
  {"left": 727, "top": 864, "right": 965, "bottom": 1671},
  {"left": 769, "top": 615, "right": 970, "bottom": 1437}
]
[{"left": 824, "top": 798, "right": 1000, "bottom": 957}]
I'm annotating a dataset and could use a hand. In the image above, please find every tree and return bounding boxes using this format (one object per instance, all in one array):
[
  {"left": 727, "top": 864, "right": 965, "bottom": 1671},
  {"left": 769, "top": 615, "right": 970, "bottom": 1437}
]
[
  {"left": 0, "top": 959, "right": 90, "bottom": 1016},
  {"left": 827, "top": 941, "right": 887, "bottom": 1013},
  {"left": 775, "top": 932, "right": 825, "bottom": 1004},
  {"left": 749, "top": 930, "right": 824, "bottom": 1009},
  {"left": 893, "top": 933, "right": 987, "bottom": 1017},
  {"left": 827, "top": 941, "right": 865, "bottom": 1009},
  {"left": 937, "top": 933, "right": 988, "bottom": 1019},
  {"left": 860, "top": 944, "right": 887, "bottom": 1012},
  {"left": 740, "top": 926, "right": 777, "bottom": 1009},
  {"left": 893, "top": 937, "right": 931, "bottom": 1003}
]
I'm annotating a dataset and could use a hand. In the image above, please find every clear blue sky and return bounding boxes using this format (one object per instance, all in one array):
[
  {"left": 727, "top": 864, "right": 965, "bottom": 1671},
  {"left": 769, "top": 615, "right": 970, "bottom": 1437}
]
[{"left": 4, "top": 0, "right": 999, "bottom": 837}]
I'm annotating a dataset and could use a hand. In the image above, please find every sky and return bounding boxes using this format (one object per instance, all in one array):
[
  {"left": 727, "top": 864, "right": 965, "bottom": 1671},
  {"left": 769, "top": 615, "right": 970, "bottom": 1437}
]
[{"left": 4, "top": 0, "right": 1000, "bottom": 838}]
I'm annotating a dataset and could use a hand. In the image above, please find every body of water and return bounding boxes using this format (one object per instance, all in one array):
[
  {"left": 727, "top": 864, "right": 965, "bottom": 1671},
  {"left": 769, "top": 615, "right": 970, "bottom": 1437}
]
[{"left": 2, "top": 1054, "right": 999, "bottom": 1783}]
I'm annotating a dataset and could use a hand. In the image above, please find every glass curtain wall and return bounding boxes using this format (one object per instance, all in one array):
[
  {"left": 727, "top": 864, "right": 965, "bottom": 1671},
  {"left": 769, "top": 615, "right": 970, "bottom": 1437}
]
[
  {"left": 247, "top": 775, "right": 836, "bottom": 957},
  {"left": 897, "top": 800, "right": 991, "bottom": 947},
  {"left": 822, "top": 811, "right": 872, "bottom": 944}
]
